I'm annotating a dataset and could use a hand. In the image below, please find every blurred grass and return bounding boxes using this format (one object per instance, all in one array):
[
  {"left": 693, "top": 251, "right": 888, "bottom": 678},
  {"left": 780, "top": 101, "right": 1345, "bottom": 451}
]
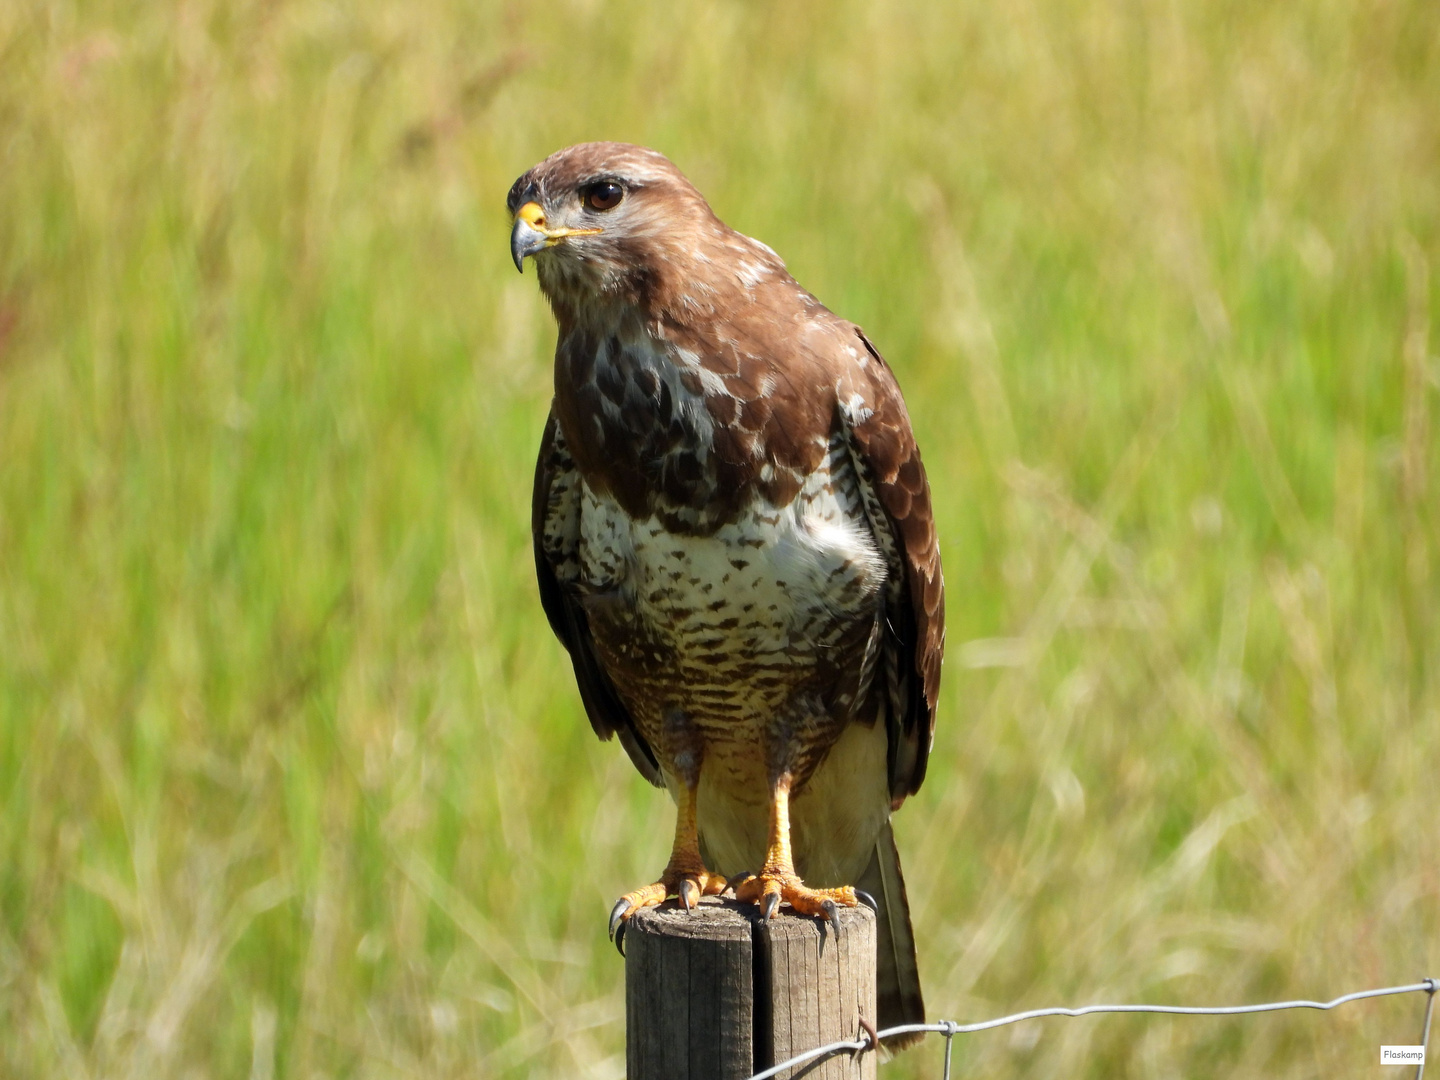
[{"left": 0, "top": 0, "right": 1437, "bottom": 1076}]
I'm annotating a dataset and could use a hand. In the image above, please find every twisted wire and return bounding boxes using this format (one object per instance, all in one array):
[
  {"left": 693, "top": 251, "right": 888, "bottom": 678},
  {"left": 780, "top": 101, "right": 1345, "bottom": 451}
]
[{"left": 745, "top": 977, "right": 1437, "bottom": 1080}]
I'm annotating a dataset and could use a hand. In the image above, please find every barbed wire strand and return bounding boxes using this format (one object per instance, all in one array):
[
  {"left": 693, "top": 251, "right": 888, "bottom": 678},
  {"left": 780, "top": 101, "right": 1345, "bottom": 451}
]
[{"left": 745, "top": 977, "right": 1437, "bottom": 1080}]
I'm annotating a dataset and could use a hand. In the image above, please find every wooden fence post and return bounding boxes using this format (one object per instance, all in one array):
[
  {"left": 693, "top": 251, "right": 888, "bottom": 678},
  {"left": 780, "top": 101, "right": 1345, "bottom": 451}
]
[{"left": 625, "top": 897, "right": 877, "bottom": 1080}]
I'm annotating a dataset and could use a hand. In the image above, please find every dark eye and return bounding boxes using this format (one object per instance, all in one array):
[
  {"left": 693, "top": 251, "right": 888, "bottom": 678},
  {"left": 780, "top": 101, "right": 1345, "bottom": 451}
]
[{"left": 582, "top": 180, "right": 624, "bottom": 211}]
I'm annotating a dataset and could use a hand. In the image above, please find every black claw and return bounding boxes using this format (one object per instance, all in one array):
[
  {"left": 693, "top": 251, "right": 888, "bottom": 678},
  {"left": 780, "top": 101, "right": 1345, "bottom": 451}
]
[
  {"left": 761, "top": 891, "right": 780, "bottom": 920},
  {"left": 608, "top": 897, "right": 632, "bottom": 942},
  {"left": 679, "top": 879, "right": 698, "bottom": 912},
  {"left": 855, "top": 889, "right": 878, "bottom": 913},
  {"left": 613, "top": 918, "right": 627, "bottom": 957},
  {"left": 822, "top": 898, "right": 842, "bottom": 939}
]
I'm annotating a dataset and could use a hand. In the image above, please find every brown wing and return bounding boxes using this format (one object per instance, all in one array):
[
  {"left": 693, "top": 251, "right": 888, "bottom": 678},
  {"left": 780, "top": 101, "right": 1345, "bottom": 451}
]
[
  {"left": 533, "top": 409, "right": 664, "bottom": 787},
  {"left": 842, "top": 329, "right": 945, "bottom": 806}
]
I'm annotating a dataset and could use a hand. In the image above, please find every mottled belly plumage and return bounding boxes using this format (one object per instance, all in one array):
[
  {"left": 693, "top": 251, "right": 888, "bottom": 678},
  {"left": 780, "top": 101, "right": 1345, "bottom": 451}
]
[{"left": 577, "top": 457, "right": 887, "bottom": 796}]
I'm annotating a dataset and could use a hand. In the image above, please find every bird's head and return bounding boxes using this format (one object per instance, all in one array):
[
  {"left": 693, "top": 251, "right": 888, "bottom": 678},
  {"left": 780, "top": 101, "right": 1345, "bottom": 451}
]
[{"left": 506, "top": 142, "right": 724, "bottom": 315}]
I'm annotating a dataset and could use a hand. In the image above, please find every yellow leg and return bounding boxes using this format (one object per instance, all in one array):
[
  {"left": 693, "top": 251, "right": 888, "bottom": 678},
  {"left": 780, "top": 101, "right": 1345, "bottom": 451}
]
[
  {"left": 732, "top": 773, "right": 858, "bottom": 933},
  {"left": 608, "top": 781, "right": 726, "bottom": 944}
]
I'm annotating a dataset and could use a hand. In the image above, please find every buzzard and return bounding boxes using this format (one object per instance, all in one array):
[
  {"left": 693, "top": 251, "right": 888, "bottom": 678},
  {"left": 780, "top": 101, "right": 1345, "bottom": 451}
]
[{"left": 511, "top": 143, "right": 943, "bottom": 1042}]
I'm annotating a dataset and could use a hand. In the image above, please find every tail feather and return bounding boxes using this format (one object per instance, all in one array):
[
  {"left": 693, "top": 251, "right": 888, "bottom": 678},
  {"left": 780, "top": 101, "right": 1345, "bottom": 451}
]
[{"left": 856, "top": 821, "right": 925, "bottom": 1051}]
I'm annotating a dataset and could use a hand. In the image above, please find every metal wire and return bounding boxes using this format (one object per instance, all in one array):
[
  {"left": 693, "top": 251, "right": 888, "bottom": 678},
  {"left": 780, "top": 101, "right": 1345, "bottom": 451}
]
[
  {"left": 1416, "top": 979, "right": 1435, "bottom": 1080},
  {"left": 745, "top": 977, "right": 1437, "bottom": 1080}
]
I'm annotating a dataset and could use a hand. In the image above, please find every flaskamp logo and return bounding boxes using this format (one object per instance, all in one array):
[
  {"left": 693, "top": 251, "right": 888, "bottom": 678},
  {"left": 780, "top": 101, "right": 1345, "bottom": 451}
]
[{"left": 1380, "top": 1046, "right": 1426, "bottom": 1065}]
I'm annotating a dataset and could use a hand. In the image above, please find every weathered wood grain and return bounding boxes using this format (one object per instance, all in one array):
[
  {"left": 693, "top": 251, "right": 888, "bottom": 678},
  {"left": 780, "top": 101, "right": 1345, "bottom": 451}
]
[
  {"left": 753, "top": 903, "right": 876, "bottom": 1080},
  {"left": 625, "top": 899, "right": 877, "bottom": 1080},
  {"left": 626, "top": 899, "right": 754, "bottom": 1080}
]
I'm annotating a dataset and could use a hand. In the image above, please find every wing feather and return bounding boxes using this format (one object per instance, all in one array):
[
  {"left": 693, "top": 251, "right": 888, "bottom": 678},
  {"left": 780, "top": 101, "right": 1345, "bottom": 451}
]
[
  {"left": 532, "top": 410, "right": 665, "bottom": 787},
  {"left": 841, "top": 329, "right": 945, "bottom": 804}
]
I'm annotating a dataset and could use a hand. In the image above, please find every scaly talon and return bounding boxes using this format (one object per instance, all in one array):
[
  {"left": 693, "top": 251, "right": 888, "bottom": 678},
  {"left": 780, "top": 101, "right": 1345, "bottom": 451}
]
[
  {"left": 607, "top": 867, "right": 727, "bottom": 940},
  {"left": 736, "top": 773, "right": 862, "bottom": 928},
  {"left": 613, "top": 918, "right": 628, "bottom": 957},
  {"left": 606, "top": 778, "right": 726, "bottom": 945},
  {"left": 726, "top": 873, "right": 754, "bottom": 898},
  {"left": 822, "top": 898, "right": 842, "bottom": 938},
  {"left": 855, "top": 889, "right": 878, "bottom": 913},
  {"left": 609, "top": 897, "right": 633, "bottom": 941},
  {"left": 738, "top": 868, "right": 860, "bottom": 925}
]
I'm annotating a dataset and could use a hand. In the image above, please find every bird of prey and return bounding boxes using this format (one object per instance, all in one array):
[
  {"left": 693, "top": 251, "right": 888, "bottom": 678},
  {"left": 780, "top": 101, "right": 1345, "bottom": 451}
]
[{"left": 511, "top": 143, "right": 943, "bottom": 1043}]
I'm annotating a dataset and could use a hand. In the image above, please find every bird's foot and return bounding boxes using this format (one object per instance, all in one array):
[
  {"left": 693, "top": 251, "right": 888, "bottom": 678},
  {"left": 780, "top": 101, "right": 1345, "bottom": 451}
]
[
  {"left": 732, "top": 870, "right": 859, "bottom": 936},
  {"left": 608, "top": 865, "right": 727, "bottom": 953}
]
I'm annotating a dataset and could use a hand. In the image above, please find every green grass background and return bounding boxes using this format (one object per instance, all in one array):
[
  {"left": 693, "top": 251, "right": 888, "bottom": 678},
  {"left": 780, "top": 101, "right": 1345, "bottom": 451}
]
[{"left": 1, "top": 1, "right": 1437, "bottom": 1076}]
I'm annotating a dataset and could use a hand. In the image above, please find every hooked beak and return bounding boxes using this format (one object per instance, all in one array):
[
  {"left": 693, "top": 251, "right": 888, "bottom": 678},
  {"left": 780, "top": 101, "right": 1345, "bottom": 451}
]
[{"left": 510, "top": 201, "right": 603, "bottom": 273}]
